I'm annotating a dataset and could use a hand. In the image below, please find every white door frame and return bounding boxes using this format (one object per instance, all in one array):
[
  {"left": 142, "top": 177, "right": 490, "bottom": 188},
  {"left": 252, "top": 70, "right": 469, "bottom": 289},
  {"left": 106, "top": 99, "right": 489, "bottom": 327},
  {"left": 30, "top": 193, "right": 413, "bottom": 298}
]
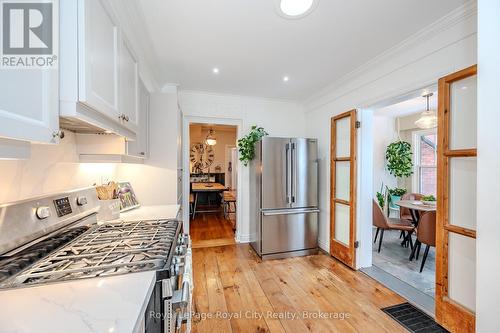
[{"left": 182, "top": 115, "right": 243, "bottom": 240}]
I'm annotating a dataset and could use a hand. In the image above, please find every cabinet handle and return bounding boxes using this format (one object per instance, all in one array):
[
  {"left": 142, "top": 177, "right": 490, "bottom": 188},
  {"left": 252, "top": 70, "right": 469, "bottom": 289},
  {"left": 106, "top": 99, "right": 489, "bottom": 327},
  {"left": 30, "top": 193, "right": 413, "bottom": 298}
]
[{"left": 52, "top": 130, "right": 65, "bottom": 139}]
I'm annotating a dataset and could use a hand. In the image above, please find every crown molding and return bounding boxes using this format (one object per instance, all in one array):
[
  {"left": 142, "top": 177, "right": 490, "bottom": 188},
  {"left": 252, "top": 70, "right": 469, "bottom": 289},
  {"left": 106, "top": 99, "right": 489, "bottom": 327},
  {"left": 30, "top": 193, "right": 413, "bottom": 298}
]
[
  {"left": 303, "top": 0, "right": 477, "bottom": 110},
  {"left": 178, "top": 89, "right": 300, "bottom": 105}
]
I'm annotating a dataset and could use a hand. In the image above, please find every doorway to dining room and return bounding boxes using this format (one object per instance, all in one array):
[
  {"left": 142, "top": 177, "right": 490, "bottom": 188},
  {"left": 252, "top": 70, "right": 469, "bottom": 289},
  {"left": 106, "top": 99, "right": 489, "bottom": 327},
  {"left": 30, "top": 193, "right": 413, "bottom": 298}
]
[
  {"left": 188, "top": 122, "right": 239, "bottom": 248},
  {"left": 363, "top": 88, "right": 438, "bottom": 315}
]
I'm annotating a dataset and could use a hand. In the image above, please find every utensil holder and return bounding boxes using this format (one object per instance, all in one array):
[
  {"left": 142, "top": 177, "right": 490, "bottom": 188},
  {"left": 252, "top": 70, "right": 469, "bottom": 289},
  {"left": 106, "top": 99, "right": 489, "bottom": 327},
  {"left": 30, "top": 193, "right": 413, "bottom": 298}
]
[{"left": 97, "top": 199, "right": 120, "bottom": 221}]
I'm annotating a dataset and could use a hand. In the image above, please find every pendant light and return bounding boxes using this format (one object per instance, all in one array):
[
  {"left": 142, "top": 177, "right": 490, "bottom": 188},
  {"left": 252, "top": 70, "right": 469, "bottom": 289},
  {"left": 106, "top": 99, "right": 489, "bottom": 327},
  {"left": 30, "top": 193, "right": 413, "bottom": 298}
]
[
  {"left": 415, "top": 93, "right": 437, "bottom": 129},
  {"left": 205, "top": 129, "right": 217, "bottom": 146}
]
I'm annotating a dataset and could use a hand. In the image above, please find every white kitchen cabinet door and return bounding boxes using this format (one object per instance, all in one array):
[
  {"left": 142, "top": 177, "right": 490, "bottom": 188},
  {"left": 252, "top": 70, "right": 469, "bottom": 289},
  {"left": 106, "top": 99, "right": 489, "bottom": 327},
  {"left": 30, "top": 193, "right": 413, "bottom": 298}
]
[
  {"left": 127, "top": 79, "right": 149, "bottom": 158},
  {"left": 78, "top": 0, "right": 120, "bottom": 122},
  {"left": 0, "top": 69, "right": 59, "bottom": 144},
  {"left": 119, "top": 36, "right": 139, "bottom": 133}
]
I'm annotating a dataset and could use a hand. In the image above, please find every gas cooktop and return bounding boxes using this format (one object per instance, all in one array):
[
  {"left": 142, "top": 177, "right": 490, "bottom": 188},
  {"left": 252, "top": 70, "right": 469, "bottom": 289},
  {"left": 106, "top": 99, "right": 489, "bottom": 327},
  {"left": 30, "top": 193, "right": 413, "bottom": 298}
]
[{"left": 0, "top": 219, "right": 180, "bottom": 289}]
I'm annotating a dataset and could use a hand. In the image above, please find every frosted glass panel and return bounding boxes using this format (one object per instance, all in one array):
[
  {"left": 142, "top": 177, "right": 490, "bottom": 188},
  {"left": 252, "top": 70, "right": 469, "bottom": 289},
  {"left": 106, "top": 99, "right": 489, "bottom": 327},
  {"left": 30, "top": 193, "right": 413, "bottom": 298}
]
[
  {"left": 448, "top": 233, "right": 476, "bottom": 312},
  {"left": 336, "top": 117, "right": 351, "bottom": 157},
  {"left": 334, "top": 203, "right": 350, "bottom": 246},
  {"left": 450, "top": 75, "right": 477, "bottom": 150},
  {"left": 335, "top": 161, "right": 350, "bottom": 201},
  {"left": 450, "top": 157, "right": 477, "bottom": 230}
]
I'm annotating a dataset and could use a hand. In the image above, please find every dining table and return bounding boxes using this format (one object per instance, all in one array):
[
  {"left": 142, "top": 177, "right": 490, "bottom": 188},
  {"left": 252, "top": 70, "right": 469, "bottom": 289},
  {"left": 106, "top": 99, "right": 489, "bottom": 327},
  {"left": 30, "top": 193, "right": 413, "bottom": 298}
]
[
  {"left": 191, "top": 182, "right": 227, "bottom": 219},
  {"left": 395, "top": 199, "right": 436, "bottom": 252}
]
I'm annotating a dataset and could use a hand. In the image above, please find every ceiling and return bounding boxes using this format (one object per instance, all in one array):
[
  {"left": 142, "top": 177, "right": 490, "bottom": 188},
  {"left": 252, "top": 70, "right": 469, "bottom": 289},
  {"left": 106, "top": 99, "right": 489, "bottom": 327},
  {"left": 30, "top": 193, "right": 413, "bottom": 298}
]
[
  {"left": 135, "top": 0, "right": 467, "bottom": 100},
  {"left": 375, "top": 93, "right": 438, "bottom": 118}
]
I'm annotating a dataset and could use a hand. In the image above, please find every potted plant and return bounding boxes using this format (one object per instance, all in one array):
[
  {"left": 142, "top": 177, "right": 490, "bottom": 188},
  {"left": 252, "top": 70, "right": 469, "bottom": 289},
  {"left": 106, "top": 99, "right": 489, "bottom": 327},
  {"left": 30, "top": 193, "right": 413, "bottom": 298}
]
[
  {"left": 385, "top": 141, "right": 413, "bottom": 178},
  {"left": 421, "top": 194, "right": 436, "bottom": 206},
  {"left": 237, "top": 125, "right": 268, "bottom": 166},
  {"left": 387, "top": 187, "right": 407, "bottom": 209}
]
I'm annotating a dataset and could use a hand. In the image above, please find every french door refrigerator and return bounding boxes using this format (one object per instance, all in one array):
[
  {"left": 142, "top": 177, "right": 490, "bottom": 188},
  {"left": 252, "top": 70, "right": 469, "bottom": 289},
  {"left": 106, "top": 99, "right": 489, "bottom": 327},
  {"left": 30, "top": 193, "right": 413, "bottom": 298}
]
[{"left": 249, "top": 137, "right": 319, "bottom": 260}]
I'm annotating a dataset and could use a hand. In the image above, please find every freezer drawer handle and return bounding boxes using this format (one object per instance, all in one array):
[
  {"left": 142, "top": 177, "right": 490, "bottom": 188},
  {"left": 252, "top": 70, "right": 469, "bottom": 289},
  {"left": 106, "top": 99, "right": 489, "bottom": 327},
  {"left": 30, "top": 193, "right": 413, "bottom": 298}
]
[{"left": 262, "top": 209, "right": 320, "bottom": 216}]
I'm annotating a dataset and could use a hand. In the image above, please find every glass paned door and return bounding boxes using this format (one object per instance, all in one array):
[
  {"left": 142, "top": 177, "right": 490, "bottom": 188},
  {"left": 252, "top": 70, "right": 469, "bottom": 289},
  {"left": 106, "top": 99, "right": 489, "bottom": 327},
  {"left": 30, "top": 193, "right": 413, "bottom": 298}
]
[
  {"left": 330, "top": 110, "right": 357, "bottom": 268},
  {"left": 436, "top": 65, "right": 477, "bottom": 333}
]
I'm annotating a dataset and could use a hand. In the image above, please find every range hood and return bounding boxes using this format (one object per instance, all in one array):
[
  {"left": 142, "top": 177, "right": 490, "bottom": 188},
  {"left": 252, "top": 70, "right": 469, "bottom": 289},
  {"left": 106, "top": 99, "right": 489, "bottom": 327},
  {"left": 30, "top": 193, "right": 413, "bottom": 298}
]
[{"left": 75, "top": 133, "right": 144, "bottom": 164}]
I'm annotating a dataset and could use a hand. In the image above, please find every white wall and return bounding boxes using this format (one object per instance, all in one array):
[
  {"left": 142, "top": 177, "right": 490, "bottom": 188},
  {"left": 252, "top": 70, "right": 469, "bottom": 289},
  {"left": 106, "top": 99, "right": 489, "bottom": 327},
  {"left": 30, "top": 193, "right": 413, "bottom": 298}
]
[
  {"left": 305, "top": 4, "right": 477, "bottom": 268},
  {"left": 0, "top": 132, "right": 116, "bottom": 204},
  {"left": 117, "top": 91, "right": 179, "bottom": 206},
  {"left": 372, "top": 115, "right": 397, "bottom": 195},
  {"left": 179, "top": 91, "right": 306, "bottom": 241},
  {"left": 476, "top": 0, "right": 500, "bottom": 330}
]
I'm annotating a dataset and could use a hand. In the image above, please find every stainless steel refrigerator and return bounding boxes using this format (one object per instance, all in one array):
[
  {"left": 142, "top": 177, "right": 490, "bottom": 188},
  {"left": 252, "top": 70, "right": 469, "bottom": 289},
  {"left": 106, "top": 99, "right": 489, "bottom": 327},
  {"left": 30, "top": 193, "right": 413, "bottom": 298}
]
[{"left": 249, "top": 137, "right": 319, "bottom": 260}]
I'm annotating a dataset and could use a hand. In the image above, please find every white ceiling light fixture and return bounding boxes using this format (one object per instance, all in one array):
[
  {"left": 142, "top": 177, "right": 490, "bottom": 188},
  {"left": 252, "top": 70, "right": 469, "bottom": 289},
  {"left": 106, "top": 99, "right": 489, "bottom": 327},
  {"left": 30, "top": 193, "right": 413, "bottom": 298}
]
[
  {"left": 283, "top": 76, "right": 289, "bottom": 82},
  {"left": 212, "top": 67, "right": 219, "bottom": 74},
  {"left": 275, "top": 0, "right": 319, "bottom": 20},
  {"left": 415, "top": 93, "right": 438, "bottom": 129},
  {"left": 205, "top": 129, "right": 217, "bottom": 146}
]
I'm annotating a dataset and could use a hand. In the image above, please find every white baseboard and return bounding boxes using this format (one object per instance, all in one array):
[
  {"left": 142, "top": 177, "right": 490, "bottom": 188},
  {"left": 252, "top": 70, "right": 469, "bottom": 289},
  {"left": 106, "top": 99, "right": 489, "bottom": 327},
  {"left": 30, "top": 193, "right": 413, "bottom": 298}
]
[
  {"left": 235, "top": 232, "right": 251, "bottom": 243},
  {"left": 318, "top": 238, "right": 329, "bottom": 252}
]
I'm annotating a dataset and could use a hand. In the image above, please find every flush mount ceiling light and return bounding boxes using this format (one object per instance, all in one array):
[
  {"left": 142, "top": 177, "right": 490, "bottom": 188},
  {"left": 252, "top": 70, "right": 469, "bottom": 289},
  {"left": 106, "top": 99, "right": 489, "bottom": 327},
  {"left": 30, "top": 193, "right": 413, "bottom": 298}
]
[
  {"left": 212, "top": 67, "right": 219, "bottom": 74},
  {"left": 205, "top": 129, "right": 217, "bottom": 146},
  {"left": 415, "top": 93, "right": 438, "bottom": 129},
  {"left": 275, "top": 0, "right": 319, "bottom": 19},
  {"left": 283, "top": 76, "right": 289, "bottom": 82}
]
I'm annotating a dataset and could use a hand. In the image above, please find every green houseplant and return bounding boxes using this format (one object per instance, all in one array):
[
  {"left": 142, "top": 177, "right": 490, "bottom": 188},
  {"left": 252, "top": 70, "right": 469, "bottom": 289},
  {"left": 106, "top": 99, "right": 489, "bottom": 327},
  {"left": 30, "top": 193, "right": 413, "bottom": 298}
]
[
  {"left": 387, "top": 187, "right": 407, "bottom": 209},
  {"left": 385, "top": 141, "right": 414, "bottom": 178},
  {"left": 237, "top": 125, "right": 268, "bottom": 166}
]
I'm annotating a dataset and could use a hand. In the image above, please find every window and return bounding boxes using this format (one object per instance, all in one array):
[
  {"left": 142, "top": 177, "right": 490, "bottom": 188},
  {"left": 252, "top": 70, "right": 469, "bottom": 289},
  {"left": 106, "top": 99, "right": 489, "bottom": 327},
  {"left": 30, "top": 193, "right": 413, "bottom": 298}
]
[{"left": 413, "top": 130, "right": 437, "bottom": 196}]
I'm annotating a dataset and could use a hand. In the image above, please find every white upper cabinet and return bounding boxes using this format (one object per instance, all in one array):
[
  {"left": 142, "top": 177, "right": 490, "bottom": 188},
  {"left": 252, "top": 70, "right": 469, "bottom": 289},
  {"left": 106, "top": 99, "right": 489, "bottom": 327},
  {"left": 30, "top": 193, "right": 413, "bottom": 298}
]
[
  {"left": 127, "top": 78, "right": 150, "bottom": 158},
  {"left": 60, "top": 0, "right": 138, "bottom": 140},
  {"left": 119, "top": 37, "right": 139, "bottom": 133},
  {"left": 0, "top": 69, "right": 59, "bottom": 144},
  {"left": 78, "top": 0, "right": 120, "bottom": 120}
]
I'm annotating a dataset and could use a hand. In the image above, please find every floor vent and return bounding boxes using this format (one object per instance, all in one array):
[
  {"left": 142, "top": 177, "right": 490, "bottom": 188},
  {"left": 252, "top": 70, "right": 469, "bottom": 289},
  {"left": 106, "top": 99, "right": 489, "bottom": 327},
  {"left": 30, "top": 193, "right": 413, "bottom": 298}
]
[{"left": 381, "top": 302, "right": 448, "bottom": 333}]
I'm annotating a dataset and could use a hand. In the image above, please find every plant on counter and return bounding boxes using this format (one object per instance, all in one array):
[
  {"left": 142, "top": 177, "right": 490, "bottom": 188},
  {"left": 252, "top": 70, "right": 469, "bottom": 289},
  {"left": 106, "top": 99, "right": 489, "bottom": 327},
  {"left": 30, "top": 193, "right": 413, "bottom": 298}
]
[
  {"left": 385, "top": 141, "right": 414, "bottom": 178},
  {"left": 238, "top": 125, "right": 268, "bottom": 166}
]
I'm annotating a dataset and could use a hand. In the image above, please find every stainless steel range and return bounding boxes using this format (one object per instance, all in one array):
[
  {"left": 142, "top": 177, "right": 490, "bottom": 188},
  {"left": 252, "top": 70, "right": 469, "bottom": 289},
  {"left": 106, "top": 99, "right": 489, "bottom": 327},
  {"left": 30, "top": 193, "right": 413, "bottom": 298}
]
[{"left": 0, "top": 187, "right": 192, "bottom": 333}]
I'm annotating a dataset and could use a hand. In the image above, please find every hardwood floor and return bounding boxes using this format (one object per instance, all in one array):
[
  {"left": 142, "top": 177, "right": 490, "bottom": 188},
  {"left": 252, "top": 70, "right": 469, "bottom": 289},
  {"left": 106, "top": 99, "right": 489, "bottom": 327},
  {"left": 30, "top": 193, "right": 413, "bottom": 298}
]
[
  {"left": 190, "top": 211, "right": 235, "bottom": 248},
  {"left": 192, "top": 244, "right": 408, "bottom": 333}
]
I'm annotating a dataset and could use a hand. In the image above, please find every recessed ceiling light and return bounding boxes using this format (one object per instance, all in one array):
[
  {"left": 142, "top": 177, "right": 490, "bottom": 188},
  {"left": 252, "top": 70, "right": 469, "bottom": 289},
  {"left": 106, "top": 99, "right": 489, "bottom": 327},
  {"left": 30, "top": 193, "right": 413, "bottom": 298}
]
[
  {"left": 276, "top": 0, "right": 319, "bottom": 19},
  {"left": 212, "top": 68, "right": 219, "bottom": 74},
  {"left": 283, "top": 76, "right": 289, "bottom": 82}
]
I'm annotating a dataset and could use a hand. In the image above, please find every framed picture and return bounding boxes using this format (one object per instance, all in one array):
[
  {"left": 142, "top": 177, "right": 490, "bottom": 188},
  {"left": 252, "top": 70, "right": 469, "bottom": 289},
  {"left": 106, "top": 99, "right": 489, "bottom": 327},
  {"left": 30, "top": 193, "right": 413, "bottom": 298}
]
[{"left": 117, "top": 182, "right": 140, "bottom": 212}]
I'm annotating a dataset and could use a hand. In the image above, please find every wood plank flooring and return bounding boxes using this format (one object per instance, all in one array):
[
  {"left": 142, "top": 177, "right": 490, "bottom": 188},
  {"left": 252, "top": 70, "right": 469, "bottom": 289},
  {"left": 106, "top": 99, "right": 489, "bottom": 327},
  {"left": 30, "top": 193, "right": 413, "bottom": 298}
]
[
  {"left": 190, "top": 212, "right": 235, "bottom": 248},
  {"left": 192, "top": 244, "right": 408, "bottom": 333}
]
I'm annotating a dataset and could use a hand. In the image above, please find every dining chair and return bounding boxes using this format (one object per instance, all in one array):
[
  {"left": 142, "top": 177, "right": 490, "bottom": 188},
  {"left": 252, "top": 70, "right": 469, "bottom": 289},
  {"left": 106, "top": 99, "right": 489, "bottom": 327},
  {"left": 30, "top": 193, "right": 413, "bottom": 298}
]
[
  {"left": 409, "top": 211, "right": 436, "bottom": 272},
  {"left": 400, "top": 193, "right": 423, "bottom": 221},
  {"left": 373, "top": 200, "right": 415, "bottom": 253}
]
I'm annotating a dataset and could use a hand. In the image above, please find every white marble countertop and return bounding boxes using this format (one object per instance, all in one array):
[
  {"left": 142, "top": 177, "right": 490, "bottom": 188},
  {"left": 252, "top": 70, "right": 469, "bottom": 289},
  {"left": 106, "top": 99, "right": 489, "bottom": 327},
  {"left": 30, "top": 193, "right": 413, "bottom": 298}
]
[
  {"left": 119, "top": 204, "right": 180, "bottom": 221},
  {"left": 0, "top": 204, "right": 180, "bottom": 333},
  {"left": 0, "top": 271, "right": 157, "bottom": 333}
]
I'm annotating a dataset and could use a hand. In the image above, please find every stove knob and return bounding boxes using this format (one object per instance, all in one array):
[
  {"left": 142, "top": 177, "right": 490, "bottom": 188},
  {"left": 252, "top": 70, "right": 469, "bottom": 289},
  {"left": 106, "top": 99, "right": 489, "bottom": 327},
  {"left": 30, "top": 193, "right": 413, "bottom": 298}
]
[
  {"left": 177, "top": 235, "right": 185, "bottom": 245},
  {"left": 175, "top": 245, "right": 184, "bottom": 255},
  {"left": 173, "top": 256, "right": 182, "bottom": 264},
  {"left": 36, "top": 206, "right": 51, "bottom": 219},
  {"left": 76, "top": 196, "right": 88, "bottom": 206}
]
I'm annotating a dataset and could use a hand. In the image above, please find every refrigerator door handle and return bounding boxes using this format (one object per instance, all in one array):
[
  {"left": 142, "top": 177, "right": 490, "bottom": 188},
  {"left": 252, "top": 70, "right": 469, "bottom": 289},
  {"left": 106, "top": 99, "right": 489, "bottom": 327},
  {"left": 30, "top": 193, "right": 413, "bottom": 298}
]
[
  {"left": 291, "top": 142, "right": 296, "bottom": 203},
  {"left": 262, "top": 208, "right": 320, "bottom": 216},
  {"left": 285, "top": 143, "right": 290, "bottom": 204}
]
